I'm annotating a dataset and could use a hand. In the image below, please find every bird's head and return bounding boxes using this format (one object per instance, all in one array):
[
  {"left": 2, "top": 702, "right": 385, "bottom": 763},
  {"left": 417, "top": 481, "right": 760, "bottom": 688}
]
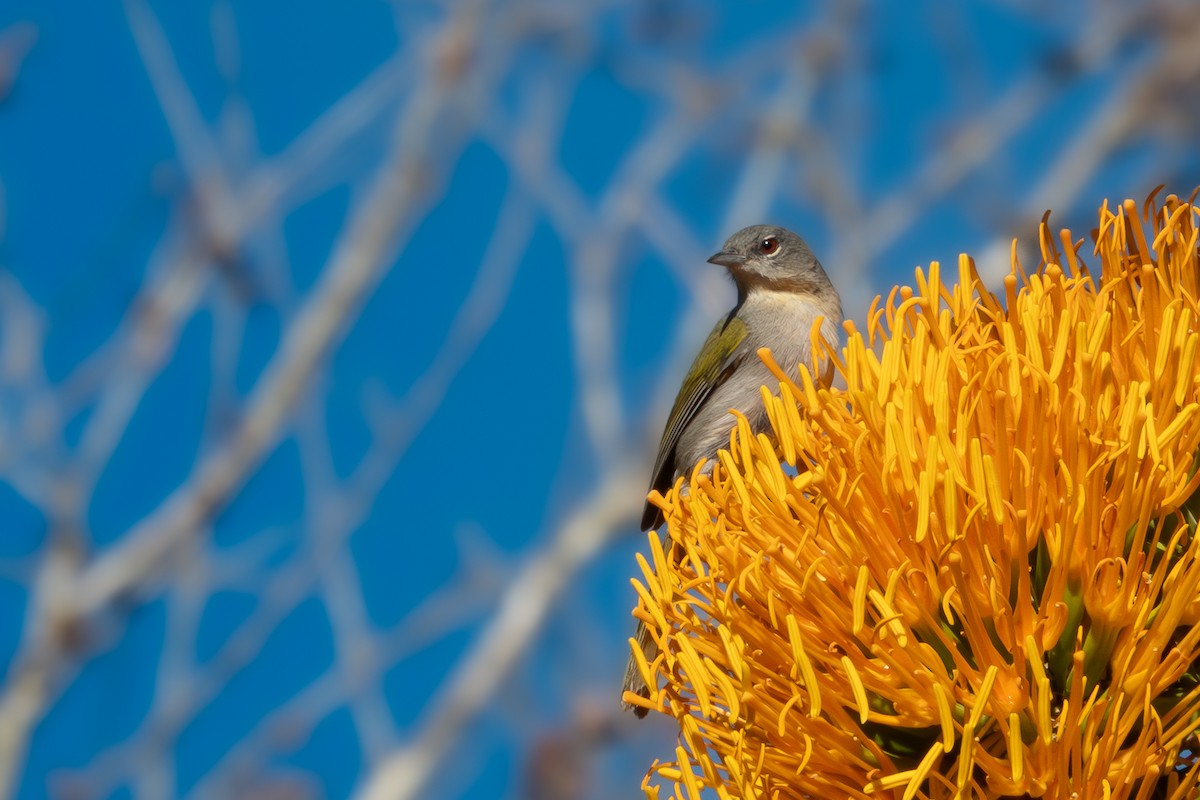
[{"left": 707, "top": 225, "right": 830, "bottom": 295}]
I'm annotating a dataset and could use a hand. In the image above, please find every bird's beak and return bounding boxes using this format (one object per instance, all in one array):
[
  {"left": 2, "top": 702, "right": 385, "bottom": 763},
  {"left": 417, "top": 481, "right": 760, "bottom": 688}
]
[{"left": 706, "top": 249, "right": 744, "bottom": 268}]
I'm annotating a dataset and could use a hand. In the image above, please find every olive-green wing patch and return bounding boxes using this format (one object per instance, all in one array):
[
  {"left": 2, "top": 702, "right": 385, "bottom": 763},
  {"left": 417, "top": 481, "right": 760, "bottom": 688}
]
[{"left": 642, "top": 313, "right": 749, "bottom": 530}]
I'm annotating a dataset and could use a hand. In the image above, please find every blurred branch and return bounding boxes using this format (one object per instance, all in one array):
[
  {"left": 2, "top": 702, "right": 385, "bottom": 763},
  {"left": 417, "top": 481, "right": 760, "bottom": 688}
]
[
  {"left": 0, "top": 21, "right": 37, "bottom": 103},
  {"left": 974, "top": 2, "right": 1200, "bottom": 285},
  {"left": 356, "top": 463, "right": 643, "bottom": 800},
  {"left": 125, "top": 0, "right": 229, "bottom": 201},
  {"left": 0, "top": 2, "right": 495, "bottom": 795},
  {"left": 75, "top": 10, "right": 482, "bottom": 621}
]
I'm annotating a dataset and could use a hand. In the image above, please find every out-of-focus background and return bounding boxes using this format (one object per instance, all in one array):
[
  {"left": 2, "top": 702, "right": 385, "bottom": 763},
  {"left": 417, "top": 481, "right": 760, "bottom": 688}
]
[{"left": 0, "top": 1, "right": 1197, "bottom": 798}]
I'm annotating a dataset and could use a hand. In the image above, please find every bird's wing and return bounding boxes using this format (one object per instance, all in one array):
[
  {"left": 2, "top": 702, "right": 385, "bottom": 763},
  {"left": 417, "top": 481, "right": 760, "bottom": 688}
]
[{"left": 642, "top": 312, "right": 749, "bottom": 530}]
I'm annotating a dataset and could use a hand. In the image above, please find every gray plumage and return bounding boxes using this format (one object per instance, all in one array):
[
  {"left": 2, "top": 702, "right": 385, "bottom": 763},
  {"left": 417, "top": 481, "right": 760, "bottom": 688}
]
[{"left": 622, "top": 224, "right": 843, "bottom": 717}]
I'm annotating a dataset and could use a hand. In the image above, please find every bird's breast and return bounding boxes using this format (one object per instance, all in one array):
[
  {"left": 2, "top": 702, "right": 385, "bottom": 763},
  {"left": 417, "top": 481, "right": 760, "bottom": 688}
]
[
  {"left": 674, "top": 291, "right": 841, "bottom": 473},
  {"left": 740, "top": 289, "right": 842, "bottom": 373}
]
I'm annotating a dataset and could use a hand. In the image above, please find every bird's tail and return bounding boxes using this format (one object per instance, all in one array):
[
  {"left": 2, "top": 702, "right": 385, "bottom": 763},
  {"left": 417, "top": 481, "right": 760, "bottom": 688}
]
[{"left": 621, "top": 620, "right": 657, "bottom": 718}]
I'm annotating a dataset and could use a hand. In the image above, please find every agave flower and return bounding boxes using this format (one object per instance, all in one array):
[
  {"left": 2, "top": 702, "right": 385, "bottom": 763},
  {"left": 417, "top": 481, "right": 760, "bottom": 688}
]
[{"left": 628, "top": 193, "right": 1200, "bottom": 799}]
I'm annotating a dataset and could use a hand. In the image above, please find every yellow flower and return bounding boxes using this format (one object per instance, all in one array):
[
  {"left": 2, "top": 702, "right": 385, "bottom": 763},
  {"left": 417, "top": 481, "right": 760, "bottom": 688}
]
[{"left": 629, "top": 192, "right": 1200, "bottom": 799}]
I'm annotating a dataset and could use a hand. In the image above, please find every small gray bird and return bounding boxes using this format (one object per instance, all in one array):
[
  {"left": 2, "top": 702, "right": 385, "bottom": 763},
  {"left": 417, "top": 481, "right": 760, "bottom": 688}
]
[{"left": 622, "top": 224, "right": 842, "bottom": 717}]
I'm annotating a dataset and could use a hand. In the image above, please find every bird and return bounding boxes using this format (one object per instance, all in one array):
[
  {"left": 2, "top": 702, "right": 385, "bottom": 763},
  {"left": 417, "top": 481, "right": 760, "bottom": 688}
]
[{"left": 621, "top": 224, "right": 843, "bottom": 717}]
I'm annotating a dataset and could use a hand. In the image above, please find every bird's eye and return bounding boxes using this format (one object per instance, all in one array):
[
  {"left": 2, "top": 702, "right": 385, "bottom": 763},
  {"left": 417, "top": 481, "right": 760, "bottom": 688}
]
[{"left": 758, "top": 237, "right": 779, "bottom": 255}]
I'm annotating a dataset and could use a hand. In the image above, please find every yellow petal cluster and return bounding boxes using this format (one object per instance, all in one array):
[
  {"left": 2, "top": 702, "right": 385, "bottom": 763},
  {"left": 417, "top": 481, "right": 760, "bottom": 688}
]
[{"left": 630, "top": 194, "right": 1200, "bottom": 799}]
